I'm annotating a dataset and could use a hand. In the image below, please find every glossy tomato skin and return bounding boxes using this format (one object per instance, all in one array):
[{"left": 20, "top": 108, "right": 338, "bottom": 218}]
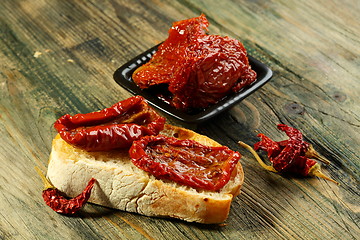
[
  {"left": 54, "top": 96, "right": 165, "bottom": 151},
  {"left": 130, "top": 135, "right": 241, "bottom": 191},
  {"left": 132, "top": 14, "right": 257, "bottom": 110}
]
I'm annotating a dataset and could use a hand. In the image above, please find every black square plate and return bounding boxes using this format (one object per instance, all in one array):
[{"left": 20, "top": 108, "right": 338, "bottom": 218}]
[{"left": 113, "top": 44, "right": 272, "bottom": 123}]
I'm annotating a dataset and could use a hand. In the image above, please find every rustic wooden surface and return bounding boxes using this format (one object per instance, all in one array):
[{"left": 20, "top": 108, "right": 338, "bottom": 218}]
[{"left": 1, "top": 0, "right": 359, "bottom": 239}]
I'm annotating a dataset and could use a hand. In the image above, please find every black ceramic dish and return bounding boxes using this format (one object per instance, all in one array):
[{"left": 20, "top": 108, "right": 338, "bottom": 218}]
[{"left": 113, "top": 44, "right": 273, "bottom": 123}]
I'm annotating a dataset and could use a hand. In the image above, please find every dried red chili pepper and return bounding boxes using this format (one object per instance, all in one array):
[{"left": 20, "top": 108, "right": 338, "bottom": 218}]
[
  {"left": 35, "top": 167, "right": 96, "bottom": 214},
  {"left": 130, "top": 135, "right": 241, "bottom": 191},
  {"left": 239, "top": 124, "right": 338, "bottom": 184},
  {"left": 54, "top": 96, "right": 166, "bottom": 151}
]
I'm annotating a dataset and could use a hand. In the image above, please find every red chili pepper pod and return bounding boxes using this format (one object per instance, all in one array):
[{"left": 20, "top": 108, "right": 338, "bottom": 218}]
[
  {"left": 254, "top": 133, "right": 281, "bottom": 159},
  {"left": 238, "top": 124, "right": 339, "bottom": 185},
  {"left": 35, "top": 167, "right": 97, "bottom": 214},
  {"left": 130, "top": 135, "right": 241, "bottom": 191},
  {"left": 277, "top": 124, "right": 305, "bottom": 142},
  {"left": 54, "top": 96, "right": 166, "bottom": 151},
  {"left": 270, "top": 143, "right": 303, "bottom": 173},
  {"left": 239, "top": 141, "right": 338, "bottom": 184}
]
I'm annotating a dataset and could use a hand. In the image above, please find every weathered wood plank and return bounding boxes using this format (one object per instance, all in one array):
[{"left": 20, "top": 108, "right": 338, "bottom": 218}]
[{"left": 0, "top": 0, "right": 359, "bottom": 239}]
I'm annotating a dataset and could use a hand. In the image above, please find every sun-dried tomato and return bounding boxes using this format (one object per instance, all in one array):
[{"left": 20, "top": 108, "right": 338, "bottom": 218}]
[
  {"left": 54, "top": 96, "right": 165, "bottom": 151},
  {"left": 129, "top": 135, "right": 241, "bottom": 191},
  {"left": 132, "top": 14, "right": 256, "bottom": 110}
]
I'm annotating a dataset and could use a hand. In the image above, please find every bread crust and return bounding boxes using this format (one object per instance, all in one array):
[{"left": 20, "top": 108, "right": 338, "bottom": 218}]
[{"left": 47, "top": 124, "right": 244, "bottom": 223}]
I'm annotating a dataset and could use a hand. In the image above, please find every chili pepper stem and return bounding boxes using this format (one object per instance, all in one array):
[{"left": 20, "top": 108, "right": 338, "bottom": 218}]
[
  {"left": 35, "top": 166, "right": 55, "bottom": 190},
  {"left": 308, "top": 164, "right": 339, "bottom": 185},
  {"left": 306, "top": 145, "right": 331, "bottom": 165},
  {"left": 238, "top": 141, "right": 278, "bottom": 173}
]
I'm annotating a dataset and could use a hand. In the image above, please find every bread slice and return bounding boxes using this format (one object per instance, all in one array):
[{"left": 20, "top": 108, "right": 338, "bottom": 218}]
[{"left": 46, "top": 124, "right": 244, "bottom": 224}]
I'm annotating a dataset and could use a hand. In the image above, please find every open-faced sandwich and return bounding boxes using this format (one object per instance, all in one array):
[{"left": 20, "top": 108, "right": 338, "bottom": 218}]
[{"left": 45, "top": 96, "right": 244, "bottom": 224}]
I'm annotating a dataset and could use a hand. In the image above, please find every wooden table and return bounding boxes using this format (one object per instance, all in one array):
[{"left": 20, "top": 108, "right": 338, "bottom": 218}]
[{"left": 1, "top": 0, "right": 359, "bottom": 239}]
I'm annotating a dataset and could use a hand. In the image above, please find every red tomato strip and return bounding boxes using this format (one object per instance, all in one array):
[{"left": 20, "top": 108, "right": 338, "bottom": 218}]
[
  {"left": 54, "top": 96, "right": 165, "bottom": 151},
  {"left": 130, "top": 135, "right": 241, "bottom": 191}
]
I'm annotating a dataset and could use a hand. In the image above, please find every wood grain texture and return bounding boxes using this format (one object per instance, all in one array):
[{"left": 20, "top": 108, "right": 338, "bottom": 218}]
[{"left": 0, "top": 0, "right": 359, "bottom": 239}]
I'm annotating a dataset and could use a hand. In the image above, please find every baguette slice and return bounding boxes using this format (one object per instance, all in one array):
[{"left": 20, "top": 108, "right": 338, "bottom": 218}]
[{"left": 47, "top": 124, "right": 244, "bottom": 224}]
